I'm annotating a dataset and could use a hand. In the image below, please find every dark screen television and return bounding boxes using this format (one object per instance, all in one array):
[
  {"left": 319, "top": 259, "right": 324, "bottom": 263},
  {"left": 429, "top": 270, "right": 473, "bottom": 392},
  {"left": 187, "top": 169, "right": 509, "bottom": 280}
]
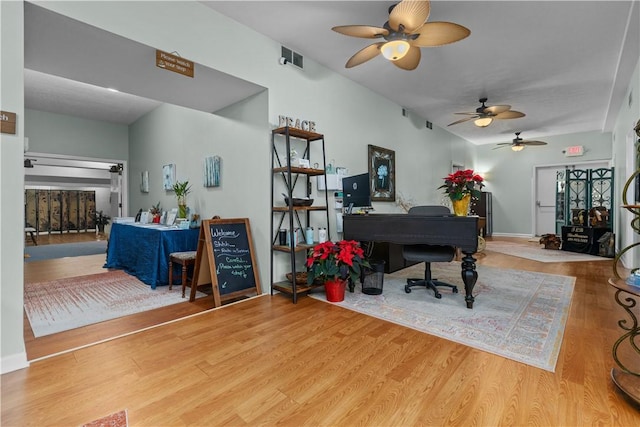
[{"left": 342, "top": 173, "right": 372, "bottom": 214}]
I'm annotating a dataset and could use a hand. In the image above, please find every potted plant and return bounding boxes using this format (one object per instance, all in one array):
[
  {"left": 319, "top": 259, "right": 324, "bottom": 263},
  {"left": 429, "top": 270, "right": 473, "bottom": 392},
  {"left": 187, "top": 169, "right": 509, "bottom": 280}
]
[
  {"left": 150, "top": 201, "right": 162, "bottom": 223},
  {"left": 438, "top": 169, "right": 484, "bottom": 216},
  {"left": 172, "top": 180, "right": 191, "bottom": 218},
  {"left": 306, "top": 240, "right": 370, "bottom": 302},
  {"left": 92, "top": 210, "right": 111, "bottom": 233}
]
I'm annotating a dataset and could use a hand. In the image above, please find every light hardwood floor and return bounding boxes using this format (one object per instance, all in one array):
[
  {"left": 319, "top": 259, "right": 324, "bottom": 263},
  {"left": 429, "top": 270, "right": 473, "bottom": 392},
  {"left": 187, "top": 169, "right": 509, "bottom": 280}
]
[{"left": 5, "top": 236, "right": 640, "bottom": 426}]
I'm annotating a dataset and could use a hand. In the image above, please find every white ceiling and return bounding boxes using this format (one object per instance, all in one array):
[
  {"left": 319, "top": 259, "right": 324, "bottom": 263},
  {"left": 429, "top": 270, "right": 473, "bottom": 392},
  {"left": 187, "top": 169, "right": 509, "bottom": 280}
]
[{"left": 24, "top": 1, "right": 639, "bottom": 145}]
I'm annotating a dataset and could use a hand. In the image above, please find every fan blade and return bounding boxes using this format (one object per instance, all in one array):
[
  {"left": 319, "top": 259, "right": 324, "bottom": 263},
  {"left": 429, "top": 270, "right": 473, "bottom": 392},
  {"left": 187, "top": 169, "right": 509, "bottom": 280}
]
[
  {"left": 411, "top": 22, "right": 471, "bottom": 47},
  {"left": 454, "top": 112, "right": 479, "bottom": 115},
  {"left": 483, "top": 104, "right": 510, "bottom": 115},
  {"left": 389, "top": 0, "right": 430, "bottom": 33},
  {"left": 332, "top": 25, "right": 389, "bottom": 39},
  {"left": 448, "top": 116, "right": 477, "bottom": 126},
  {"left": 494, "top": 110, "right": 526, "bottom": 119},
  {"left": 345, "top": 43, "right": 384, "bottom": 68},
  {"left": 492, "top": 144, "right": 511, "bottom": 150},
  {"left": 521, "top": 140, "right": 547, "bottom": 146},
  {"left": 392, "top": 46, "right": 421, "bottom": 70}
]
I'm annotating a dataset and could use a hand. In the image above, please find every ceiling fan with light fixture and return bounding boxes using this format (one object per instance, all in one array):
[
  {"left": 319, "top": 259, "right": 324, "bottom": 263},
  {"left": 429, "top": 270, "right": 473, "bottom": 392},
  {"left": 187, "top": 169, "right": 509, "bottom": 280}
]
[
  {"left": 448, "top": 98, "right": 526, "bottom": 127},
  {"left": 493, "top": 132, "right": 547, "bottom": 152},
  {"left": 332, "top": 0, "right": 470, "bottom": 70}
]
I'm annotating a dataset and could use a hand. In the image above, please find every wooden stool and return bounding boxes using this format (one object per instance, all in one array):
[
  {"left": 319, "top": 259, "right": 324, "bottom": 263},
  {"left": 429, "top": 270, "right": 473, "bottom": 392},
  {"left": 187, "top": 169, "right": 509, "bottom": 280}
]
[{"left": 168, "top": 251, "right": 197, "bottom": 298}]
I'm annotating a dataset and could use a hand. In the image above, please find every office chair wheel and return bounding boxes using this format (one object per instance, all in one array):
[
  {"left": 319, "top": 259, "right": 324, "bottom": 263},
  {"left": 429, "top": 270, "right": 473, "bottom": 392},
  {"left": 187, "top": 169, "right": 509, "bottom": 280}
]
[
  {"left": 434, "top": 291, "right": 442, "bottom": 299},
  {"left": 452, "top": 287, "right": 459, "bottom": 293},
  {"left": 404, "top": 285, "right": 412, "bottom": 293}
]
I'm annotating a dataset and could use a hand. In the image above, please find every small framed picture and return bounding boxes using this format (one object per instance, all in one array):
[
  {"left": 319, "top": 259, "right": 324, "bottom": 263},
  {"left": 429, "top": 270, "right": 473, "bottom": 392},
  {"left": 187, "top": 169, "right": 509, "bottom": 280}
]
[
  {"left": 166, "top": 210, "right": 177, "bottom": 226},
  {"left": 163, "top": 164, "right": 176, "bottom": 190},
  {"left": 203, "top": 156, "right": 221, "bottom": 187},
  {"left": 368, "top": 145, "right": 395, "bottom": 202}
]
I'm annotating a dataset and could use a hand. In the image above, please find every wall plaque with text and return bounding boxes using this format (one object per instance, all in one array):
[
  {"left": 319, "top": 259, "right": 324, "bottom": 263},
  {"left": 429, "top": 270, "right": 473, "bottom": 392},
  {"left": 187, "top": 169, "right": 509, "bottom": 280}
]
[
  {"left": 155, "top": 50, "right": 194, "bottom": 78},
  {"left": 1, "top": 111, "right": 17, "bottom": 134}
]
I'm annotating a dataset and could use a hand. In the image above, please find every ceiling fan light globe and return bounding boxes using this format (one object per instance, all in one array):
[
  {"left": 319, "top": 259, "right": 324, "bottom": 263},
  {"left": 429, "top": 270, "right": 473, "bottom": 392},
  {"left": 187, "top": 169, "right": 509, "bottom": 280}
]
[
  {"left": 474, "top": 117, "right": 493, "bottom": 127},
  {"left": 511, "top": 145, "right": 525, "bottom": 152},
  {"left": 381, "top": 40, "right": 410, "bottom": 61}
]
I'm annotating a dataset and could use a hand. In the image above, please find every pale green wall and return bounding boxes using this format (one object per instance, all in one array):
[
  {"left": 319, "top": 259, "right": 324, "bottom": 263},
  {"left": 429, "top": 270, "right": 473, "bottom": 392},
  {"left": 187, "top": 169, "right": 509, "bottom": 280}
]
[
  {"left": 1, "top": 0, "right": 28, "bottom": 372},
  {"left": 475, "top": 130, "right": 613, "bottom": 235},
  {"left": 612, "top": 58, "right": 640, "bottom": 269},
  {"left": 25, "top": 109, "right": 129, "bottom": 160},
  {"left": 2, "top": 0, "right": 636, "bottom": 372}
]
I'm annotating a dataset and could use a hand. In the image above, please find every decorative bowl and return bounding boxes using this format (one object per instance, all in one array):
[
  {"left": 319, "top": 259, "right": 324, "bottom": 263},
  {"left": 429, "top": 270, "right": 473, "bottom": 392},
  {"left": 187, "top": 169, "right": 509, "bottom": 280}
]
[
  {"left": 286, "top": 271, "right": 323, "bottom": 285},
  {"left": 283, "top": 196, "right": 314, "bottom": 207},
  {"left": 286, "top": 272, "right": 310, "bottom": 285}
]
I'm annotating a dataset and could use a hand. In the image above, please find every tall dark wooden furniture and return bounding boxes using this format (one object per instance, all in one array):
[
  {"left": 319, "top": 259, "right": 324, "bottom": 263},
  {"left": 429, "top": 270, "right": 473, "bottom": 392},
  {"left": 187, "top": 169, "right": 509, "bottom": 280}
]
[
  {"left": 470, "top": 191, "right": 492, "bottom": 236},
  {"left": 270, "top": 127, "right": 330, "bottom": 303},
  {"left": 343, "top": 213, "right": 479, "bottom": 308}
]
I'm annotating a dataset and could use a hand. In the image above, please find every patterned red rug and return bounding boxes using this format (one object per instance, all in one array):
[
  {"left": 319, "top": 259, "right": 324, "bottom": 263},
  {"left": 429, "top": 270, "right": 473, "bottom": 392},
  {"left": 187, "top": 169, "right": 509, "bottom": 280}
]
[
  {"left": 82, "top": 409, "right": 128, "bottom": 427},
  {"left": 24, "top": 270, "right": 204, "bottom": 337}
]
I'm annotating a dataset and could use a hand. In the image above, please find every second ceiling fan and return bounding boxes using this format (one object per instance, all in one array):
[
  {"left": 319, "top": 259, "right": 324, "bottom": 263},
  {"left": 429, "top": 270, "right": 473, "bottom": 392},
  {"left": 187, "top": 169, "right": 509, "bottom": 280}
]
[
  {"left": 493, "top": 132, "right": 548, "bottom": 152},
  {"left": 332, "top": 0, "right": 470, "bottom": 70},
  {"left": 448, "top": 98, "right": 525, "bottom": 127}
]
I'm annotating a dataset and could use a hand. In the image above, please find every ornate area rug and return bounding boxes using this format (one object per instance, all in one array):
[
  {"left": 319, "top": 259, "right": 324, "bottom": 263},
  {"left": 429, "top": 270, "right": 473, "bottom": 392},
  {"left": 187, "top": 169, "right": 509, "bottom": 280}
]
[
  {"left": 486, "top": 240, "right": 611, "bottom": 263},
  {"left": 82, "top": 409, "right": 128, "bottom": 427},
  {"left": 24, "top": 270, "right": 205, "bottom": 337},
  {"left": 310, "top": 263, "right": 575, "bottom": 372}
]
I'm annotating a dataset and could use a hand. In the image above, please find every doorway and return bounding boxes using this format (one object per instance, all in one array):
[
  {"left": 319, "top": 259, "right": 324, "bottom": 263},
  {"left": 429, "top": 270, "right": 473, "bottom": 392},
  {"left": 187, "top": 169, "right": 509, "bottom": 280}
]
[
  {"left": 24, "top": 153, "right": 127, "bottom": 240},
  {"left": 534, "top": 160, "right": 610, "bottom": 236}
]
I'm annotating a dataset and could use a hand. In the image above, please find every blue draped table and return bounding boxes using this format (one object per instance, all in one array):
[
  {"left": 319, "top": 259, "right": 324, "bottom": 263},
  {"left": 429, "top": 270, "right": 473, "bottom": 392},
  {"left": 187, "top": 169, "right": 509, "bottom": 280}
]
[{"left": 105, "top": 223, "right": 200, "bottom": 289}]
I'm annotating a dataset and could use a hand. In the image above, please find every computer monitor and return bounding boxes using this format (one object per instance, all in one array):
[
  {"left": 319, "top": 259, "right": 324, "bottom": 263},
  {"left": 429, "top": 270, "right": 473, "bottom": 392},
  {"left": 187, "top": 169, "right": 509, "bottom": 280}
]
[{"left": 342, "top": 173, "right": 372, "bottom": 214}]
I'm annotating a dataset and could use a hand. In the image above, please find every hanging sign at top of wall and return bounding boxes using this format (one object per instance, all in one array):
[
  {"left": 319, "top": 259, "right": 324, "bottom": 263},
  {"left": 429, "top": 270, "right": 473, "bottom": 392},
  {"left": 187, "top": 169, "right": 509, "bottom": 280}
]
[
  {"left": 1, "top": 111, "right": 17, "bottom": 135},
  {"left": 156, "top": 50, "right": 194, "bottom": 78},
  {"left": 564, "top": 145, "right": 584, "bottom": 157}
]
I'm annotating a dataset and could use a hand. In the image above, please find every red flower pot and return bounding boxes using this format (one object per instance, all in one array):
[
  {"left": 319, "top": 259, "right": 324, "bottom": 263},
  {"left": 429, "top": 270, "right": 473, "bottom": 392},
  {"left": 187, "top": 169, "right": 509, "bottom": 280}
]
[{"left": 324, "top": 278, "right": 346, "bottom": 302}]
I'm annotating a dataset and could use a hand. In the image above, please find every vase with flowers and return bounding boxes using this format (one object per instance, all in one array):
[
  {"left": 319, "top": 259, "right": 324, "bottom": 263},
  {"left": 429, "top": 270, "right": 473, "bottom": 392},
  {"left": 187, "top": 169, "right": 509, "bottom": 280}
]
[
  {"left": 439, "top": 169, "right": 484, "bottom": 216},
  {"left": 306, "top": 240, "right": 370, "bottom": 302}
]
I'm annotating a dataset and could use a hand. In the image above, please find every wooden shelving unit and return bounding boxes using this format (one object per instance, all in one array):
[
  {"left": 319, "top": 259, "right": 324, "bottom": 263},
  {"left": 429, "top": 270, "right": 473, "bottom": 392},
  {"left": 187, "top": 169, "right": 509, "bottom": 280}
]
[{"left": 270, "top": 126, "right": 330, "bottom": 303}]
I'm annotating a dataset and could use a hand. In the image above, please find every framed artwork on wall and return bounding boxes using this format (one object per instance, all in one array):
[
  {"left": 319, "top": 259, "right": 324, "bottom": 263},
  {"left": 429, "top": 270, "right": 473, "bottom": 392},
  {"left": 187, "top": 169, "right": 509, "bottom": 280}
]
[
  {"left": 163, "top": 164, "right": 175, "bottom": 190},
  {"left": 368, "top": 144, "right": 395, "bottom": 202},
  {"left": 203, "top": 155, "right": 221, "bottom": 187},
  {"left": 141, "top": 171, "right": 149, "bottom": 193}
]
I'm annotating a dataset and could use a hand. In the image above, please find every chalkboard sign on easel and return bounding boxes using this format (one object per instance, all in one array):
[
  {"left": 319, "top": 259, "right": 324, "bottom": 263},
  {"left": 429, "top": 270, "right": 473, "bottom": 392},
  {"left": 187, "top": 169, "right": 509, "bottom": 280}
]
[{"left": 191, "top": 218, "right": 262, "bottom": 306}]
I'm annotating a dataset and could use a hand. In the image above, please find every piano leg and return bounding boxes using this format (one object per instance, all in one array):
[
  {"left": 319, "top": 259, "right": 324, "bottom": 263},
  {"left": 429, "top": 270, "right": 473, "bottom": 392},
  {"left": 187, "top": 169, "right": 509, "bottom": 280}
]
[{"left": 460, "top": 251, "right": 478, "bottom": 309}]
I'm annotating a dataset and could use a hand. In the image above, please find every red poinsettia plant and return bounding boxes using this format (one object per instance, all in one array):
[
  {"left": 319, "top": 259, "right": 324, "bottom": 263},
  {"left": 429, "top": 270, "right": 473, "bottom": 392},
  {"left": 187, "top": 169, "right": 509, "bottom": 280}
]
[
  {"left": 439, "top": 169, "right": 484, "bottom": 201},
  {"left": 306, "top": 240, "right": 370, "bottom": 285}
]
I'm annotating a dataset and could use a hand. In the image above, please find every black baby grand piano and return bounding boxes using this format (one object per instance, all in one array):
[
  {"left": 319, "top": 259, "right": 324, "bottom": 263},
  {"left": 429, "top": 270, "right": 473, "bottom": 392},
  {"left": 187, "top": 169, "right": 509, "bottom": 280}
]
[{"left": 342, "top": 213, "right": 479, "bottom": 309}]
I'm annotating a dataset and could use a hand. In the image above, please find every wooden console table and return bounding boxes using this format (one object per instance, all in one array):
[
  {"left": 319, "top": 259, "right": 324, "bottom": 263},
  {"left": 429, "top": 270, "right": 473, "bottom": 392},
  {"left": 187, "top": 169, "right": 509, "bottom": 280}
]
[{"left": 608, "top": 277, "right": 640, "bottom": 405}]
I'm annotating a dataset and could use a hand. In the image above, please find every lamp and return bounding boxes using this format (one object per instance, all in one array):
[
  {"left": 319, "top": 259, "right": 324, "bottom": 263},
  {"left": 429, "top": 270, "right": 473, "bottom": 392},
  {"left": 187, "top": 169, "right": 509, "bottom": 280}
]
[
  {"left": 474, "top": 117, "right": 493, "bottom": 127},
  {"left": 381, "top": 40, "right": 410, "bottom": 61},
  {"left": 511, "top": 145, "right": 525, "bottom": 152}
]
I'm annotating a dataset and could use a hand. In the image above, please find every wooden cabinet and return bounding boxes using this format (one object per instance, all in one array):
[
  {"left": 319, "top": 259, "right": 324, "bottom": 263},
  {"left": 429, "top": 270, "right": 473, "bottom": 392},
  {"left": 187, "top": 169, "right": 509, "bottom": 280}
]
[
  {"left": 270, "top": 127, "right": 330, "bottom": 303},
  {"left": 470, "top": 191, "right": 492, "bottom": 236}
]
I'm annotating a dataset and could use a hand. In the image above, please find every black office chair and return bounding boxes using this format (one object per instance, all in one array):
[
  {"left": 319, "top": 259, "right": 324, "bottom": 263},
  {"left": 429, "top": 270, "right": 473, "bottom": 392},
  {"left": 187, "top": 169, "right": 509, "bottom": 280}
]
[{"left": 402, "top": 205, "right": 458, "bottom": 299}]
